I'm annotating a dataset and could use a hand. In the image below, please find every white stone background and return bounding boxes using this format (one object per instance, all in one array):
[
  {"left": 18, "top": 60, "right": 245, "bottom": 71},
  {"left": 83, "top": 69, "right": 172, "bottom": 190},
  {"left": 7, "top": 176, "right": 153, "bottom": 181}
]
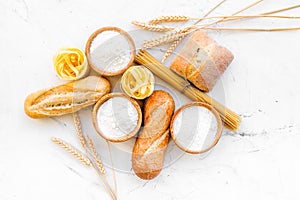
[{"left": 1, "top": 0, "right": 300, "bottom": 199}]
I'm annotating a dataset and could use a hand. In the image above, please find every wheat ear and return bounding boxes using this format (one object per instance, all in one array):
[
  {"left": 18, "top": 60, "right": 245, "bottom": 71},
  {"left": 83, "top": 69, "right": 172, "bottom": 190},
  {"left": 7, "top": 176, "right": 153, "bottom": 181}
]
[
  {"left": 73, "top": 112, "right": 86, "bottom": 149},
  {"left": 148, "top": 15, "right": 190, "bottom": 25},
  {"left": 132, "top": 21, "right": 174, "bottom": 32},
  {"left": 51, "top": 137, "right": 91, "bottom": 167},
  {"left": 86, "top": 135, "right": 106, "bottom": 175},
  {"left": 142, "top": 28, "right": 191, "bottom": 49},
  {"left": 162, "top": 35, "right": 186, "bottom": 62},
  {"left": 161, "top": 0, "right": 226, "bottom": 62}
]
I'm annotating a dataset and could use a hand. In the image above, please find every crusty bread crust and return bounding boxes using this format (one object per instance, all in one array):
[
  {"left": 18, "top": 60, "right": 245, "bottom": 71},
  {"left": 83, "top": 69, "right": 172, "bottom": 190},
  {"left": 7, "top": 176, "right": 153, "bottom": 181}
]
[
  {"left": 132, "top": 90, "right": 175, "bottom": 180},
  {"left": 24, "top": 76, "right": 110, "bottom": 118},
  {"left": 170, "top": 30, "right": 234, "bottom": 92}
]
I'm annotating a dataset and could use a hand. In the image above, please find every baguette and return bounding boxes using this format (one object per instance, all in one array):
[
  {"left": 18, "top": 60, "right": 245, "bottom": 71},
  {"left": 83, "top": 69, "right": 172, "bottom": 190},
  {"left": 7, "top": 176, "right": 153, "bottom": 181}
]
[
  {"left": 132, "top": 90, "right": 175, "bottom": 180},
  {"left": 24, "top": 76, "right": 110, "bottom": 118}
]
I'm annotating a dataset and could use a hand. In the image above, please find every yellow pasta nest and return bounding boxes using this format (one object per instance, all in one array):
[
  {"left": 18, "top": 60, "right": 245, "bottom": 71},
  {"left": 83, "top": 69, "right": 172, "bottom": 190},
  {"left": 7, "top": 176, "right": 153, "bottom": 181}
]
[
  {"left": 121, "top": 65, "right": 155, "bottom": 99},
  {"left": 53, "top": 47, "right": 89, "bottom": 80}
]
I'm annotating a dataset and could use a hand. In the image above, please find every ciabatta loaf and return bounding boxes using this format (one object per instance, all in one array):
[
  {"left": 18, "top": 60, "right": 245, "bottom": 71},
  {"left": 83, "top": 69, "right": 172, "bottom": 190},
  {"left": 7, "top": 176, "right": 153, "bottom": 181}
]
[
  {"left": 24, "top": 76, "right": 110, "bottom": 118},
  {"left": 170, "top": 30, "right": 234, "bottom": 92}
]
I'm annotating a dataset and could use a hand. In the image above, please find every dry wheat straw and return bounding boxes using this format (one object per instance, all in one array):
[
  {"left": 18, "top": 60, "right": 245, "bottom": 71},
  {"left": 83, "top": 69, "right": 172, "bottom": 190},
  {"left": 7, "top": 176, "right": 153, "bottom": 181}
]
[
  {"left": 141, "top": 0, "right": 265, "bottom": 50},
  {"left": 132, "top": 21, "right": 174, "bottom": 32},
  {"left": 203, "top": 3, "right": 300, "bottom": 25},
  {"left": 204, "top": 26, "right": 300, "bottom": 31},
  {"left": 195, "top": 2, "right": 300, "bottom": 31},
  {"left": 197, "top": 14, "right": 300, "bottom": 21},
  {"left": 137, "top": 0, "right": 300, "bottom": 51},
  {"left": 193, "top": 0, "right": 226, "bottom": 25},
  {"left": 148, "top": 15, "right": 190, "bottom": 25},
  {"left": 162, "top": 0, "right": 226, "bottom": 61},
  {"left": 232, "top": 0, "right": 264, "bottom": 16},
  {"left": 203, "top": 4, "right": 300, "bottom": 33},
  {"left": 52, "top": 136, "right": 116, "bottom": 199},
  {"left": 51, "top": 137, "right": 91, "bottom": 166},
  {"left": 72, "top": 113, "right": 116, "bottom": 198},
  {"left": 216, "top": 3, "right": 300, "bottom": 24},
  {"left": 260, "top": 3, "right": 300, "bottom": 15},
  {"left": 91, "top": 163, "right": 117, "bottom": 200},
  {"left": 197, "top": 0, "right": 264, "bottom": 30},
  {"left": 86, "top": 135, "right": 106, "bottom": 175},
  {"left": 73, "top": 112, "right": 86, "bottom": 149},
  {"left": 106, "top": 141, "right": 117, "bottom": 198}
]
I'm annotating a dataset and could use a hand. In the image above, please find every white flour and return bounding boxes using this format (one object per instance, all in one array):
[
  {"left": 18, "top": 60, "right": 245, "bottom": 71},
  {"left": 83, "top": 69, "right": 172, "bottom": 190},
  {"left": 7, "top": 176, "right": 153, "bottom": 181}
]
[
  {"left": 97, "top": 97, "right": 138, "bottom": 139},
  {"left": 173, "top": 105, "right": 218, "bottom": 152},
  {"left": 90, "top": 32, "right": 131, "bottom": 73}
]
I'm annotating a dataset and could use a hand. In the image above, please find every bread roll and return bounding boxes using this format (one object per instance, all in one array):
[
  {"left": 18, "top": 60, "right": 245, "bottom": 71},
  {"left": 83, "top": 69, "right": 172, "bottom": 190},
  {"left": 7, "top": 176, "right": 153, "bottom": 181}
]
[
  {"left": 24, "top": 76, "right": 110, "bottom": 118},
  {"left": 132, "top": 90, "right": 175, "bottom": 180},
  {"left": 170, "top": 30, "right": 234, "bottom": 92}
]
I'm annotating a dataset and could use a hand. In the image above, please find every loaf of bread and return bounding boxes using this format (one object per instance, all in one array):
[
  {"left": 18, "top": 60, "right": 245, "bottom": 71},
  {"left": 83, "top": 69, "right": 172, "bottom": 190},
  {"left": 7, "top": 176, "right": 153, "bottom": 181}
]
[
  {"left": 170, "top": 30, "right": 234, "bottom": 92},
  {"left": 132, "top": 90, "right": 175, "bottom": 180},
  {"left": 24, "top": 76, "right": 110, "bottom": 118}
]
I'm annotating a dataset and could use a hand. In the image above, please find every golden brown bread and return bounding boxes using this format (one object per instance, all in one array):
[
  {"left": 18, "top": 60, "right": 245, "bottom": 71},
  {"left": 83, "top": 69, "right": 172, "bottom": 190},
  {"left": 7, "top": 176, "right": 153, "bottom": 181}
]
[
  {"left": 170, "top": 30, "right": 234, "bottom": 92},
  {"left": 24, "top": 76, "right": 110, "bottom": 118},
  {"left": 132, "top": 90, "right": 175, "bottom": 180}
]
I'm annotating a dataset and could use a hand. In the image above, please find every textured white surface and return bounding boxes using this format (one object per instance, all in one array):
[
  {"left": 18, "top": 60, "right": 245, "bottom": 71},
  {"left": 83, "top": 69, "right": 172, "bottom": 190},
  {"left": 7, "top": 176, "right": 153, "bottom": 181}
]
[{"left": 1, "top": 0, "right": 300, "bottom": 200}]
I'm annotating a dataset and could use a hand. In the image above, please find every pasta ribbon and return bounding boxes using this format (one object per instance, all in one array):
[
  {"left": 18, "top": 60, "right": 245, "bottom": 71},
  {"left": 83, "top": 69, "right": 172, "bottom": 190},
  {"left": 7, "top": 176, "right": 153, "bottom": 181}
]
[
  {"left": 121, "top": 65, "right": 155, "bottom": 99},
  {"left": 53, "top": 47, "right": 89, "bottom": 80}
]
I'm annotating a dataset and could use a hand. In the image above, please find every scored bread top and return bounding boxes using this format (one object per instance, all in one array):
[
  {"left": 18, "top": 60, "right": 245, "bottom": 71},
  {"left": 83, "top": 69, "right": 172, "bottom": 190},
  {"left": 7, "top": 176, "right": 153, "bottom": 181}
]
[{"left": 24, "top": 76, "right": 110, "bottom": 118}]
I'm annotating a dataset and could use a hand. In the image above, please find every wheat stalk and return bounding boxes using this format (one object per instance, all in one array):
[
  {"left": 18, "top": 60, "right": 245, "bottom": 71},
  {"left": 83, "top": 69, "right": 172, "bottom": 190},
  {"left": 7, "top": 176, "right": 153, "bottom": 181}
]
[
  {"left": 86, "top": 135, "right": 106, "bottom": 175},
  {"left": 161, "top": 35, "right": 185, "bottom": 62},
  {"left": 200, "top": 14, "right": 300, "bottom": 20},
  {"left": 137, "top": 0, "right": 300, "bottom": 51},
  {"left": 194, "top": 0, "right": 264, "bottom": 31},
  {"left": 148, "top": 15, "right": 190, "bottom": 25},
  {"left": 143, "top": 0, "right": 261, "bottom": 45},
  {"left": 132, "top": 21, "right": 174, "bottom": 32},
  {"left": 198, "top": 3, "right": 300, "bottom": 25},
  {"left": 52, "top": 136, "right": 116, "bottom": 199},
  {"left": 106, "top": 141, "right": 117, "bottom": 197},
  {"left": 72, "top": 112, "right": 86, "bottom": 149},
  {"left": 72, "top": 112, "right": 106, "bottom": 174},
  {"left": 260, "top": 3, "right": 300, "bottom": 15},
  {"left": 161, "top": 0, "right": 226, "bottom": 62},
  {"left": 193, "top": 0, "right": 226, "bottom": 25},
  {"left": 52, "top": 131, "right": 116, "bottom": 200},
  {"left": 142, "top": 28, "right": 191, "bottom": 49},
  {"left": 140, "top": 0, "right": 265, "bottom": 50},
  {"left": 51, "top": 137, "right": 91, "bottom": 167},
  {"left": 204, "top": 26, "right": 300, "bottom": 31}
]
